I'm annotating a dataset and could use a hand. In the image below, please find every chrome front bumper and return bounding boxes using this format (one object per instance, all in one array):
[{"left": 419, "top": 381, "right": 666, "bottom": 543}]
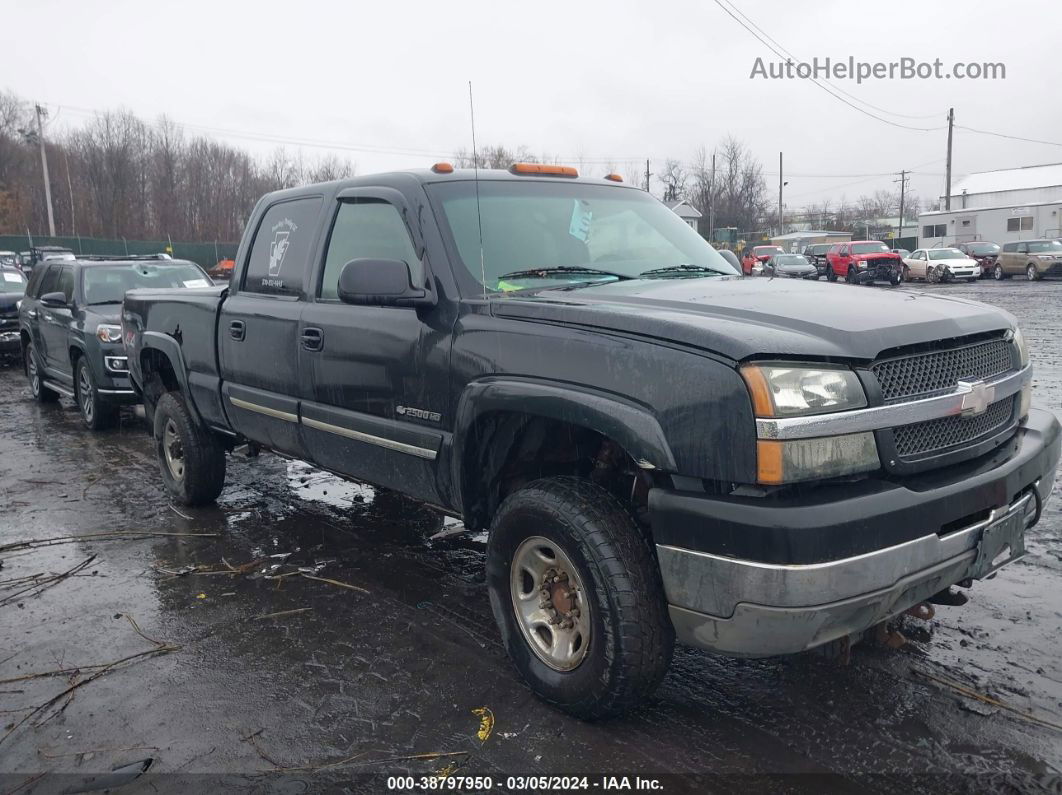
[{"left": 660, "top": 485, "right": 1047, "bottom": 658}]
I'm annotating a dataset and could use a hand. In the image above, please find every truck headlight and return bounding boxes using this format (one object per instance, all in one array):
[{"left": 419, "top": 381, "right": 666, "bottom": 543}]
[
  {"left": 741, "top": 364, "right": 868, "bottom": 417},
  {"left": 1013, "top": 327, "right": 1029, "bottom": 368},
  {"left": 756, "top": 433, "right": 879, "bottom": 485},
  {"left": 742, "top": 364, "right": 877, "bottom": 484},
  {"left": 96, "top": 323, "right": 122, "bottom": 343}
]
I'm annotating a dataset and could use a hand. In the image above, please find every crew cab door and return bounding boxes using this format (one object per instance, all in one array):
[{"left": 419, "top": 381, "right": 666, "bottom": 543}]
[
  {"left": 218, "top": 195, "right": 325, "bottom": 458},
  {"left": 298, "top": 188, "right": 450, "bottom": 504},
  {"left": 836, "top": 244, "right": 851, "bottom": 276}
]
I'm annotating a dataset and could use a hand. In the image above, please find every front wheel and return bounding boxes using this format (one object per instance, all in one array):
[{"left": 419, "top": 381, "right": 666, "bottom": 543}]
[
  {"left": 994, "top": 263, "right": 1006, "bottom": 280},
  {"left": 846, "top": 266, "right": 858, "bottom": 284},
  {"left": 889, "top": 270, "right": 902, "bottom": 286},
  {"left": 486, "top": 477, "right": 674, "bottom": 720},
  {"left": 153, "top": 392, "right": 226, "bottom": 506},
  {"left": 1027, "top": 264, "right": 1040, "bottom": 281},
  {"left": 75, "top": 358, "right": 117, "bottom": 430}
]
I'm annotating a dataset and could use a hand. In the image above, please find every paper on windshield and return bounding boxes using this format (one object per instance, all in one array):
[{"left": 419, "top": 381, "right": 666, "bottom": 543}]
[
  {"left": 183, "top": 279, "right": 209, "bottom": 288},
  {"left": 3, "top": 272, "right": 22, "bottom": 283}
]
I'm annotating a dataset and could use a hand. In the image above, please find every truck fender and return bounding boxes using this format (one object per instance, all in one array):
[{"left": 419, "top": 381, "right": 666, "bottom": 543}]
[
  {"left": 449, "top": 378, "right": 678, "bottom": 518},
  {"left": 138, "top": 331, "right": 202, "bottom": 424}
]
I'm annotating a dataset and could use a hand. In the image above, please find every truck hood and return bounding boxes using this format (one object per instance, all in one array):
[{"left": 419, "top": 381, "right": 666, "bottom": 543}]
[{"left": 492, "top": 277, "right": 1014, "bottom": 362}]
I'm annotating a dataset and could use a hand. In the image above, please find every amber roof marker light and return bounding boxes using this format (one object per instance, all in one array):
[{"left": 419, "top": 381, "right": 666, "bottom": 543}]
[
  {"left": 431, "top": 162, "right": 454, "bottom": 174},
  {"left": 509, "top": 163, "right": 579, "bottom": 177},
  {"left": 604, "top": 173, "right": 623, "bottom": 182}
]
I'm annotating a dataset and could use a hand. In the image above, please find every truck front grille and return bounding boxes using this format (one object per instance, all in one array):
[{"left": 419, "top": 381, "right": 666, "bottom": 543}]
[
  {"left": 893, "top": 396, "right": 1015, "bottom": 458},
  {"left": 872, "top": 337, "right": 1013, "bottom": 403}
]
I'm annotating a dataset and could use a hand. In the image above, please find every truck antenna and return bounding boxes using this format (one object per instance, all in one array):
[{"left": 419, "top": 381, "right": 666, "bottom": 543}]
[{"left": 468, "top": 81, "right": 486, "bottom": 299}]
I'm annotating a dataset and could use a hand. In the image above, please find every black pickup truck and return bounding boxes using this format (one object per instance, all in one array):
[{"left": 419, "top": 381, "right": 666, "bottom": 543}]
[{"left": 123, "top": 164, "right": 1060, "bottom": 719}]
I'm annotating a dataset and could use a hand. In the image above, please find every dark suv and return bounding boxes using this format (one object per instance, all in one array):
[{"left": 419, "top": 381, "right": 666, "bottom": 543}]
[
  {"left": 800, "top": 243, "right": 832, "bottom": 276},
  {"left": 1, "top": 265, "right": 28, "bottom": 361},
  {"left": 19, "top": 255, "right": 211, "bottom": 428}
]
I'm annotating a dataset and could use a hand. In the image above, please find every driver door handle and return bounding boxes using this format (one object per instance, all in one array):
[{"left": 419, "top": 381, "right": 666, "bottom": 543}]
[
  {"left": 301, "top": 327, "right": 323, "bottom": 351},
  {"left": 229, "top": 320, "right": 245, "bottom": 341}
]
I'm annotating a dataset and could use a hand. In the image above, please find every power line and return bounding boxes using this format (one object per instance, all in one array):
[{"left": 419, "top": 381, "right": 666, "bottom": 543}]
[
  {"left": 956, "top": 125, "right": 1062, "bottom": 149},
  {"left": 720, "top": 0, "right": 940, "bottom": 121},
  {"left": 713, "top": 0, "right": 945, "bottom": 133}
]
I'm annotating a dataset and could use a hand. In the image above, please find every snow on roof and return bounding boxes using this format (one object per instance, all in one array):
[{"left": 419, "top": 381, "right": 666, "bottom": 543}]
[{"left": 951, "top": 162, "right": 1062, "bottom": 196}]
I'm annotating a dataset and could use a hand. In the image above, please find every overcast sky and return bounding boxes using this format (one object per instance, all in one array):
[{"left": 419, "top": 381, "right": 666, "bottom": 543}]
[{"left": 8, "top": 0, "right": 1061, "bottom": 213}]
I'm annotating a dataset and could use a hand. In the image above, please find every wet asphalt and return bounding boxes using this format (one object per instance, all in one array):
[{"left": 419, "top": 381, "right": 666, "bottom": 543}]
[{"left": 1, "top": 278, "right": 1061, "bottom": 794}]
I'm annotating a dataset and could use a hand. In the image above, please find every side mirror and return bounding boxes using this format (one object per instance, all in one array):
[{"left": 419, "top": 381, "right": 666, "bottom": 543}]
[
  {"left": 40, "top": 291, "right": 68, "bottom": 308},
  {"left": 337, "top": 259, "right": 436, "bottom": 308}
]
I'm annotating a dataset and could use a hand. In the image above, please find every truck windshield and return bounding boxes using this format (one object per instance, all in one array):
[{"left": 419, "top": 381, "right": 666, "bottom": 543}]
[
  {"left": 426, "top": 180, "right": 738, "bottom": 292},
  {"left": 83, "top": 263, "right": 210, "bottom": 304},
  {"left": 851, "top": 242, "right": 889, "bottom": 254}
]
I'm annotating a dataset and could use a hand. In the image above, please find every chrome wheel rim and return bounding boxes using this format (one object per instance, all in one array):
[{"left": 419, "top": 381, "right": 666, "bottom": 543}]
[
  {"left": 163, "top": 419, "right": 185, "bottom": 482},
  {"left": 78, "top": 366, "right": 93, "bottom": 422},
  {"left": 509, "top": 536, "right": 592, "bottom": 672},
  {"left": 27, "top": 352, "right": 39, "bottom": 396},
  {"left": 1027, "top": 266, "right": 1037, "bottom": 281}
]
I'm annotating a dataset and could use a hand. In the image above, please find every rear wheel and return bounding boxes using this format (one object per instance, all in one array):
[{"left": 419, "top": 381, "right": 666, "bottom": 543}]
[
  {"left": 486, "top": 477, "right": 674, "bottom": 720},
  {"left": 994, "top": 263, "right": 1006, "bottom": 280},
  {"left": 75, "top": 358, "right": 117, "bottom": 430},
  {"left": 153, "top": 391, "right": 226, "bottom": 506},
  {"left": 25, "top": 343, "right": 58, "bottom": 403},
  {"left": 826, "top": 266, "right": 837, "bottom": 282},
  {"left": 1027, "top": 264, "right": 1040, "bottom": 281}
]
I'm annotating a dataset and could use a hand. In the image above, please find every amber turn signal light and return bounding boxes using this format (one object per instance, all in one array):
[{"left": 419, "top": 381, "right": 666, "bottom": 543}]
[{"left": 509, "top": 163, "right": 578, "bottom": 177}]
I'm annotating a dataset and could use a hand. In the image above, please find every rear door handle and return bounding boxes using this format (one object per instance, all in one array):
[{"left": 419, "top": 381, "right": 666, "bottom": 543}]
[
  {"left": 301, "top": 327, "right": 323, "bottom": 351},
  {"left": 26, "top": 309, "right": 37, "bottom": 319},
  {"left": 229, "top": 320, "right": 245, "bottom": 341}
]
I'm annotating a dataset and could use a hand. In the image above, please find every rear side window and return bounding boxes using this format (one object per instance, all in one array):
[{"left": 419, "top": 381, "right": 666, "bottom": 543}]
[
  {"left": 319, "top": 200, "right": 421, "bottom": 301},
  {"left": 242, "top": 197, "right": 323, "bottom": 296},
  {"left": 25, "top": 263, "right": 48, "bottom": 297}
]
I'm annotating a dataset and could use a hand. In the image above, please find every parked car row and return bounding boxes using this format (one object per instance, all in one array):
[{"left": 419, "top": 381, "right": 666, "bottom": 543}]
[{"left": 17, "top": 254, "right": 212, "bottom": 429}]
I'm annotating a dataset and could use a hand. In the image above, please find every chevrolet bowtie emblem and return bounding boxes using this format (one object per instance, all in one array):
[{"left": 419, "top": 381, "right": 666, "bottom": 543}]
[{"left": 958, "top": 379, "right": 995, "bottom": 416}]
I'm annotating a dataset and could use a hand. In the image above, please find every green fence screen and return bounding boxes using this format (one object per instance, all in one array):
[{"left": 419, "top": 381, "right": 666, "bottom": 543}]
[{"left": 0, "top": 234, "right": 238, "bottom": 269}]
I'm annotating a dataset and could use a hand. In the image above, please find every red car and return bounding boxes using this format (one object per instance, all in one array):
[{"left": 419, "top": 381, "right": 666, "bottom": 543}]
[
  {"left": 956, "top": 241, "right": 1001, "bottom": 279},
  {"left": 740, "top": 245, "right": 785, "bottom": 275},
  {"left": 825, "top": 241, "right": 903, "bottom": 285}
]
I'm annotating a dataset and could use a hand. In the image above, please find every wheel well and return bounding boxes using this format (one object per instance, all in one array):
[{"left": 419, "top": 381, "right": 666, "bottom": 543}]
[
  {"left": 461, "top": 412, "right": 661, "bottom": 534},
  {"left": 139, "top": 349, "right": 180, "bottom": 424}
]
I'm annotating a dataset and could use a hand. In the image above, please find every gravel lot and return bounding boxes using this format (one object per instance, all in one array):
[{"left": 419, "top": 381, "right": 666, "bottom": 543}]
[{"left": 1, "top": 278, "right": 1061, "bottom": 793}]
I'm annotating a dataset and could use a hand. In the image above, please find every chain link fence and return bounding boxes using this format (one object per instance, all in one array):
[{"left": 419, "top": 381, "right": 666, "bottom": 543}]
[{"left": 0, "top": 234, "right": 238, "bottom": 269}]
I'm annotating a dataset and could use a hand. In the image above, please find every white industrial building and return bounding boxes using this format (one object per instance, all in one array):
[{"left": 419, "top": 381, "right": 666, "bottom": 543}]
[{"left": 919, "top": 162, "right": 1062, "bottom": 247}]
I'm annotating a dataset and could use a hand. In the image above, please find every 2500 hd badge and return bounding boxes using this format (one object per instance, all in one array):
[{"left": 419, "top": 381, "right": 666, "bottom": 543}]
[{"left": 122, "top": 163, "right": 1060, "bottom": 719}]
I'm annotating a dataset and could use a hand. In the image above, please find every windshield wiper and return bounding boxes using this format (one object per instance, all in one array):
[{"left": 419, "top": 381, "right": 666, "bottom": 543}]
[
  {"left": 639, "top": 264, "right": 731, "bottom": 278},
  {"left": 497, "top": 266, "right": 632, "bottom": 282},
  {"left": 87, "top": 300, "right": 123, "bottom": 306}
]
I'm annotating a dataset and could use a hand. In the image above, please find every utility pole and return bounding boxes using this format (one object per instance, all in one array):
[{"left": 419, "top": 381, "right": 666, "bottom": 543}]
[
  {"left": 777, "top": 152, "right": 784, "bottom": 236},
  {"left": 894, "top": 170, "right": 909, "bottom": 242},
  {"left": 944, "top": 107, "right": 954, "bottom": 211},
  {"left": 644, "top": 159, "right": 651, "bottom": 193},
  {"left": 708, "top": 152, "right": 716, "bottom": 243},
  {"left": 35, "top": 103, "right": 56, "bottom": 238},
  {"left": 64, "top": 149, "right": 75, "bottom": 238}
]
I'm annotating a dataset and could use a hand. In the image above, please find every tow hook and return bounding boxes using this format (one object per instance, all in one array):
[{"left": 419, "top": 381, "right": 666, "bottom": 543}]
[{"left": 872, "top": 622, "right": 907, "bottom": 649}]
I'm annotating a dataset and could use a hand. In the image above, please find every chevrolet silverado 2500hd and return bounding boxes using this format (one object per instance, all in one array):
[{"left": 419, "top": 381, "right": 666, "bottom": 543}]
[{"left": 122, "top": 164, "right": 1060, "bottom": 719}]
